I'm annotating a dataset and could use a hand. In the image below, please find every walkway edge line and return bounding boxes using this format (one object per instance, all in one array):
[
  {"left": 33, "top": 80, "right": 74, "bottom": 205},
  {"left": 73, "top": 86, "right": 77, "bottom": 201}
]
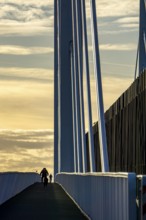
[{"left": 57, "top": 182, "right": 91, "bottom": 220}]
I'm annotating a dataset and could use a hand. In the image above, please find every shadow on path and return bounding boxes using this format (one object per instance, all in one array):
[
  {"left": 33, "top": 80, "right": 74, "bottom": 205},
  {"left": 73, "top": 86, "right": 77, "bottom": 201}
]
[{"left": 0, "top": 183, "right": 88, "bottom": 220}]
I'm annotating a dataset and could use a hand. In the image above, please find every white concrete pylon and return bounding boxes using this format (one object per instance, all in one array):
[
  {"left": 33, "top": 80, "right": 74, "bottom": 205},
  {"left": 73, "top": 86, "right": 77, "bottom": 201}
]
[
  {"left": 139, "top": 0, "right": 146, "bottom": 74},
  {"left": 54, "top": 0, "right": 75, "bottom": 174},
  {"left": 90, "top": 0, "right": 109, "bottom": 172},
  {"left": 70, "top": 42, "right": 77, "bottom": 172},
  {"left": 81, "top": 0, "right": 96, "bottom": 172},
  {"left": 54, "top": 0, "right": 58, "bottom": 176},
  {"left": 72, "top": 0, "right": 83, "bottom": 173},
  {"left": 75, "top": 0, "right": 87, "bottom": 173}
]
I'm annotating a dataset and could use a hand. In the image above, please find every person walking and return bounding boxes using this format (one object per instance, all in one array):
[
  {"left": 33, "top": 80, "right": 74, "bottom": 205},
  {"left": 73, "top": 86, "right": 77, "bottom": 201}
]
[
  {"left": 49, "top": 174, "right": 53, "bottom": 183},
  {"left": 40, "top": 168, "right": 49, "bottom": 183}
]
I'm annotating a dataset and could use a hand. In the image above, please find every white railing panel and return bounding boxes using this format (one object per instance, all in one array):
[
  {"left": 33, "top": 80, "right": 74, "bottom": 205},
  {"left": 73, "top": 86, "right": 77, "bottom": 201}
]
[
  {"left": 56, "top": 173, "right": 136, "bottom": 220},
  {"left": 0, "top": 172, "right": 40, "bottom": 205}
]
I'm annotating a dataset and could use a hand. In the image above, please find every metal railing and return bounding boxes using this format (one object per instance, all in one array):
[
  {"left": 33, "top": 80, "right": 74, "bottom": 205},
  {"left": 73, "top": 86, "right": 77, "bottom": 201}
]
[
  {"left": 56, "top": 172, "right": 136, "bottom": 220},
  {"left": 0, "top": 172, "right": 40, "bottom": 205}
]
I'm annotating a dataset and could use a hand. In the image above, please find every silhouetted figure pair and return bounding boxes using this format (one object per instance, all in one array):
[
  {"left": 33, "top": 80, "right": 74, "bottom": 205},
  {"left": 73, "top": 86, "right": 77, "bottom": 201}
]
[{"left": 40, "top": 168, "right": 49, "bottom": 187}]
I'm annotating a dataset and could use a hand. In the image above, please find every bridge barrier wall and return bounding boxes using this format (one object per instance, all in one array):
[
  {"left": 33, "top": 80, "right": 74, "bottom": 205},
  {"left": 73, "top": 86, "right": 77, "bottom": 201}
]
[
  {"left": 0, "top": 172, "right": 40, "bottom": 205},
  {"left": 137, "top": 175, "right": 146, "bottom": 220},
  {"left": 56, "top": 173, "right": 136, "bottom": 220}
]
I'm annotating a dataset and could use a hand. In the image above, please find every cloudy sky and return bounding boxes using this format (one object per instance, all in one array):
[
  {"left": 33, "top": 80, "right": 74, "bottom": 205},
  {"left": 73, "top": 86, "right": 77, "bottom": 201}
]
[
  {"left": 0, "top": 0, "right": 54, "bottom": 173},
  {"left": 0, "top": 0, "right": 139, "bottom": 173}
]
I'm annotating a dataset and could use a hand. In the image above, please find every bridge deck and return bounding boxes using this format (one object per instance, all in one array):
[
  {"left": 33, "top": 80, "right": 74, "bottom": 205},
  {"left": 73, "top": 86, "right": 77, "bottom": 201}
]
[{"left": 0, "top": 183, "right": 87, "bottom": 220}]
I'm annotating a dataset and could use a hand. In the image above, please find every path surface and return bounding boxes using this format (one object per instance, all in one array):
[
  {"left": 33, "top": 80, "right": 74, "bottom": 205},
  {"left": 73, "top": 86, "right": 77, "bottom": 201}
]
[{"left": 0, "top": 183, "right": 88, "bottom": 220}]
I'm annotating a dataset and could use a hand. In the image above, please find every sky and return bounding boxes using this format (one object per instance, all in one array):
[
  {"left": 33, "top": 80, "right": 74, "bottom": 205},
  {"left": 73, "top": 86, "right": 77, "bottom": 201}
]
[{"left": 0, "top": 0, "right": 139, "bottom": 173}]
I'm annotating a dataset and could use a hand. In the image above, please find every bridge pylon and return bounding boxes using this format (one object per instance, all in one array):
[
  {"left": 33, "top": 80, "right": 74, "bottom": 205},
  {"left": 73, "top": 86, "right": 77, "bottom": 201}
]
[{"left": 54, "top": 0, "right": 109, "bottom": 175}]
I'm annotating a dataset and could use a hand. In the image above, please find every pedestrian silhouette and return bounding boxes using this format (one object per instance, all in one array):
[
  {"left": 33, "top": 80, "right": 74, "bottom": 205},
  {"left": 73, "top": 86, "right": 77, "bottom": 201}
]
[
  {"left": 49, "top": 174, "right": 53, "bottom": 183},
  {"left": 43, "top": 176, "right": 48, "bottom": 187},
  {"left": 40, "top": 168, "right": 49, "bottom": 184}
]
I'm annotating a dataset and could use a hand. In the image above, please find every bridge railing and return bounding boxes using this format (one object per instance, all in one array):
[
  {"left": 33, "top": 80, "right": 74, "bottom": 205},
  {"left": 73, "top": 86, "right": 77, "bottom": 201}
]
[
  {"left": 137, "top": 175, "right": 146, "bottom": 220},
  {"left": 0, "top": 172, "right": 40, "bottom": 205},
  {"left": 56, "top": 172, "right": 136, "bottom": 220}
]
